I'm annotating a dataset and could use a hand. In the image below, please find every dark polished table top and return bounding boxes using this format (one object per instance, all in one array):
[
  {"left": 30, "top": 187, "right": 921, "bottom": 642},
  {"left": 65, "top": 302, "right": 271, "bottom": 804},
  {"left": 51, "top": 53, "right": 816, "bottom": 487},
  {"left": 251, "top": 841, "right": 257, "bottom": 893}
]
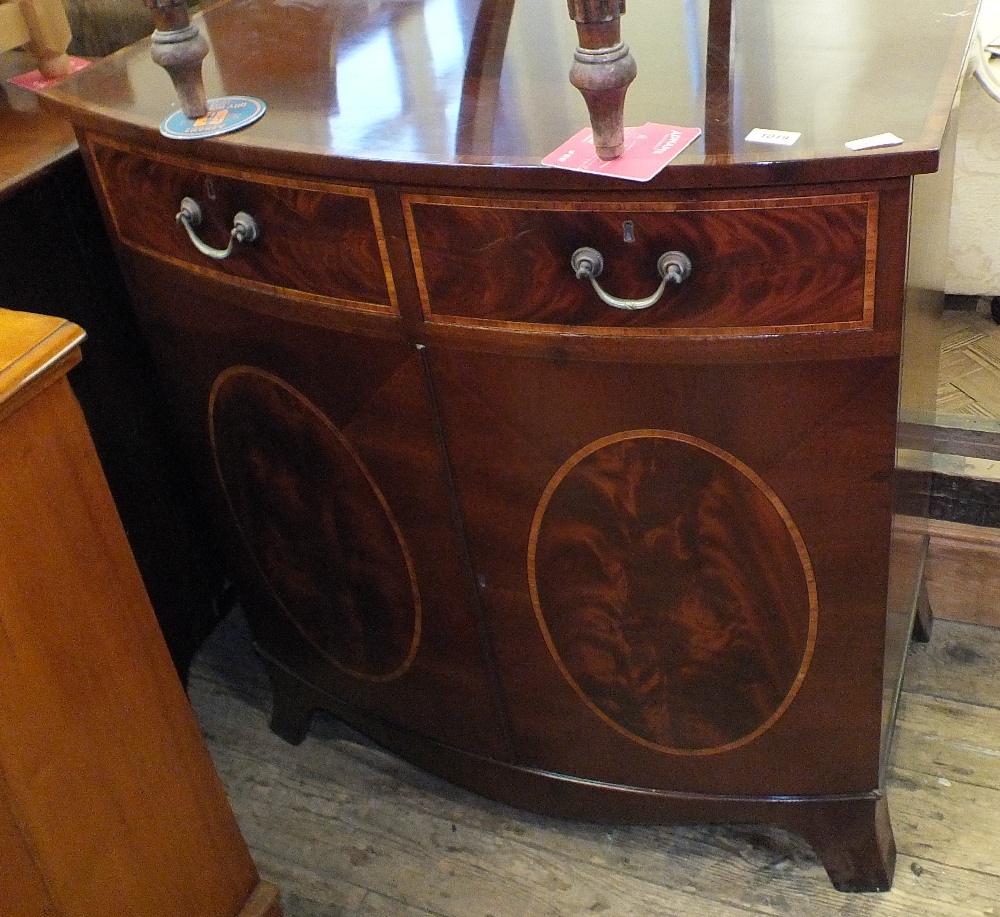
[{"left": 41, "top": 0, "right": 979, "bottom": 189}]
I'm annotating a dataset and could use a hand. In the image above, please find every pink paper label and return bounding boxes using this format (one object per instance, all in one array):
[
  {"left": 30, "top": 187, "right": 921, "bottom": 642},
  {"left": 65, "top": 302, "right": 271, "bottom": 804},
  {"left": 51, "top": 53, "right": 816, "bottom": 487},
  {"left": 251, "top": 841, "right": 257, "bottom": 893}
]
[
  {"left": 8, "top": 57, "right": 91, "bottom": 92},
  {"left": 542, "top": 123, "right": 701, "bottom": 181}
]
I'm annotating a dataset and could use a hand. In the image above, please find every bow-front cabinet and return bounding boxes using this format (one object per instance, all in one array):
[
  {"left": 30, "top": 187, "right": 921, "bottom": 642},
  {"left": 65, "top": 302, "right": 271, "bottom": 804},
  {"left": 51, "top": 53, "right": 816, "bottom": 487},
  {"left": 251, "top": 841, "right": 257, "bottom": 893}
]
[{"left": 40, "top": 0, "right": 977, "bottom": 891}]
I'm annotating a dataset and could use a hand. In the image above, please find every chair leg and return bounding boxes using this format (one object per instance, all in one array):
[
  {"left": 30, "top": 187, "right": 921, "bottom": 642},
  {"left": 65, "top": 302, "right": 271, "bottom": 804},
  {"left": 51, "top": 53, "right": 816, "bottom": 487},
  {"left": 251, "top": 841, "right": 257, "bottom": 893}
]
[{"left": 20, "top": 0, "right": 72, "bottom": 77}]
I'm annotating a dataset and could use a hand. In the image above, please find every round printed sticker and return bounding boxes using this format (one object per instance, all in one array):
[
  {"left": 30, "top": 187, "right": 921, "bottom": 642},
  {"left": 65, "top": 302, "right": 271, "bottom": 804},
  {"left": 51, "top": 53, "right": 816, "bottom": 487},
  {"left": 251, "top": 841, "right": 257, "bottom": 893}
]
[{"left": 160, "top": 96, "right": 266, "bottom": 140}]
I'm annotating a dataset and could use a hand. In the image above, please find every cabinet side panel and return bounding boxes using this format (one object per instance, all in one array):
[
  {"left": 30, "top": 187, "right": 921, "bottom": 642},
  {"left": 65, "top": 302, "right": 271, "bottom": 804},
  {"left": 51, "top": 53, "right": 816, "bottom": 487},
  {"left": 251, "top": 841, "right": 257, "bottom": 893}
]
[
  {"left": 0, "top": 379, "right": 258, "bottom": 917},
  {"left": 0, "top": 769, "right": 57, "bottom": 915}
]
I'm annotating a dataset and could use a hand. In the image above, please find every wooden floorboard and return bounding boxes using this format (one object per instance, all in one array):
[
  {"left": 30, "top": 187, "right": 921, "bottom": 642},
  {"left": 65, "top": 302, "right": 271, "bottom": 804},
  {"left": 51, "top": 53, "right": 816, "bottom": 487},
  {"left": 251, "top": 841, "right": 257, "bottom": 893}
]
[{"left": 187, "top": 611, "right": 1000, "bottom": 917}]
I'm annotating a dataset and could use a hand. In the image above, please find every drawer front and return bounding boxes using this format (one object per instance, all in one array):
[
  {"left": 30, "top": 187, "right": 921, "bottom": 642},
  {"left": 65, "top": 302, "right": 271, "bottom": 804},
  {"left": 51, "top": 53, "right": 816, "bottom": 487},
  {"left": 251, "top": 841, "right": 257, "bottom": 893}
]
[
  {"left": 88, "top": 138, "right": 396, "bottom": 314},
  {"left": 403, "top": 193, "right": 878, "bottom": 336}
]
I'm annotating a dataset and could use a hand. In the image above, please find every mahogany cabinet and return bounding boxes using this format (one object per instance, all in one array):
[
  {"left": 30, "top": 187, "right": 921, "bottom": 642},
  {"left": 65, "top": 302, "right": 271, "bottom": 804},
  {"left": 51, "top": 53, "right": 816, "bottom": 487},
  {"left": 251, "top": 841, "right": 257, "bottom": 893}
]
[{"left": 39, "top": 0, "right": 976, "bottom": 892}]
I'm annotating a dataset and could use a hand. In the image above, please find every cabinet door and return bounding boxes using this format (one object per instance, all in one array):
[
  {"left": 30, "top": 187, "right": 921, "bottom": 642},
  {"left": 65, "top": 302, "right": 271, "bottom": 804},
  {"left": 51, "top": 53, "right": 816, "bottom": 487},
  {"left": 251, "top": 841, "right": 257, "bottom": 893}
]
[
  {"left": 428, "top": 345, "right": 899, "bottom": 797},
  {"left": 126, "top": 260, "right": 507, "bottom": 757}
]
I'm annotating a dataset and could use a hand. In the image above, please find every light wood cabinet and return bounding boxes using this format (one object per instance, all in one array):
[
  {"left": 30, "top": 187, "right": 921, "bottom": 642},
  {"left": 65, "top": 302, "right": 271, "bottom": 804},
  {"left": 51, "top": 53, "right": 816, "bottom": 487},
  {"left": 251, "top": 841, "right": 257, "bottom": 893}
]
[{"left": 0, "top": 307, "right": 280, "bottom": 917}]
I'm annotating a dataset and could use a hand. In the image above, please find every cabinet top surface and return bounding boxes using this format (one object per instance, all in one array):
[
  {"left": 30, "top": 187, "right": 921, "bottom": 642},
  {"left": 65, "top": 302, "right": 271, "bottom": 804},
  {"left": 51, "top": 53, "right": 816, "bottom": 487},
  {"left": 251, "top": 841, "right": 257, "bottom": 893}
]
[
  {"left": 41, "top": 0, "right": 979, "bottom": 189},
  {"left": 0, "top": 309, "right": 84, "bottom": 406}
]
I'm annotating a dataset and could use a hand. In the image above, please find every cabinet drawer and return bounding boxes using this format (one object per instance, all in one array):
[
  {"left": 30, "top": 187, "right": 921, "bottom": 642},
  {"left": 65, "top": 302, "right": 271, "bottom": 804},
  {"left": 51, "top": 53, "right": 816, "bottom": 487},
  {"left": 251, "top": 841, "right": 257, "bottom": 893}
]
[
  {"left": 88, "top": 138, "right": 397, "bottom": 314},
  {"left": 403, "top": 193, "right": 878, "bottom": 337}
]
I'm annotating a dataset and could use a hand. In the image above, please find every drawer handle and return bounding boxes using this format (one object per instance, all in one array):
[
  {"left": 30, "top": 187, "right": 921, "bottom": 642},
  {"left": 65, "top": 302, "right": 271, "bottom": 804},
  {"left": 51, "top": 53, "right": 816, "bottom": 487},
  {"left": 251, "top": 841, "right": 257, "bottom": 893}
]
[
  {"left": 176, "top": 197, "right": 259, "bottom": 260},
  {"left": 571, "top": 246, "right": 692, "bottom": 311}
]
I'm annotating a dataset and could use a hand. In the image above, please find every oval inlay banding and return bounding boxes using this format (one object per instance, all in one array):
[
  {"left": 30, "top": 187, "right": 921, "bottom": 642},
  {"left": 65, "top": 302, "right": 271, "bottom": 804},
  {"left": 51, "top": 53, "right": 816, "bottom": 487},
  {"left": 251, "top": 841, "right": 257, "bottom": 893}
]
[
  {"left": 529, "top": 431, "right": 816, "bottom": 755},
  {"left": 210, "top": 367, "right": 419, "bottom": 682}
]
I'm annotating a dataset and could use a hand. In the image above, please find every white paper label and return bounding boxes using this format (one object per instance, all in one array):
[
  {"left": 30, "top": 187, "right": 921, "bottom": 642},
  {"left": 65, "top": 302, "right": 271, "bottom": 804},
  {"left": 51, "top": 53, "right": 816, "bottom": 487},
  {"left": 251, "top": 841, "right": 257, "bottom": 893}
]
[
  {"left": 845, "top": 132, "right": 904, "bottom": 151},
  {"left": 745, "top": 128, "right": 801, "bottom": 146}
]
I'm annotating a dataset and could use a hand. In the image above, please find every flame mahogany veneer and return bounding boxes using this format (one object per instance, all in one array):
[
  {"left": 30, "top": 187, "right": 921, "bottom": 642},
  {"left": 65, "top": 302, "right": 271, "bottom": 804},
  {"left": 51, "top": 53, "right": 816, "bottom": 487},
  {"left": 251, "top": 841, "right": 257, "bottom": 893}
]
[{"left": 39, "top": 0, "right": 976, "bottom": 892}]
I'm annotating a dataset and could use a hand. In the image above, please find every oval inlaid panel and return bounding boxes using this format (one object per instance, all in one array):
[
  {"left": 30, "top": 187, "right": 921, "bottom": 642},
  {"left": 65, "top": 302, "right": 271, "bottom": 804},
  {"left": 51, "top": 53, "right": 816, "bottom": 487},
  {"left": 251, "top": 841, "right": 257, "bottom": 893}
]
[
  {"left": 528, "top": 431, "right": 817, "bottom": 755},
  {"left": 210, "top": 367, "right": 419, "bottom": 682}
]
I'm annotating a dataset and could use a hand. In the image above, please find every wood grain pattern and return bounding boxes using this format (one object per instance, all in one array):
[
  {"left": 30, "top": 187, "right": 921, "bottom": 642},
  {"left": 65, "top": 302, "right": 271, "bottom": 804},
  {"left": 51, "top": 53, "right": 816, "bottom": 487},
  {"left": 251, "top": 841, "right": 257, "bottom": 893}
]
[
  {"left": 88, "top": 137, "right": 397, "bottom": 313},
  {"left": 67, "top": 129, "right": 913, "bottom": 892},
  {"left": 528, "top": 431, "right": 815, "bottom": 754},
  {"left": 70, "top": 154, "right": 912, "bottom": 883},
  {"left": 210, "top": 366, "right": 421, "bottom": 683},
  {"left": 114, "top": 272, "right": 509, "bottom": 759},
  {"left": 404, "top": 192, "right": 876, "bottom": 335},
  {"left": 36, "top": 0, "right": 977, "bottom": 890},
  {"left": 0, "top": 308, "right": 277, "bottom": 916},
  {"left": 187, "top": 609, "right": 1000, "bottom": 916},
  {"left": 428, "top": 345, "right": 898, "bottom": 799}
]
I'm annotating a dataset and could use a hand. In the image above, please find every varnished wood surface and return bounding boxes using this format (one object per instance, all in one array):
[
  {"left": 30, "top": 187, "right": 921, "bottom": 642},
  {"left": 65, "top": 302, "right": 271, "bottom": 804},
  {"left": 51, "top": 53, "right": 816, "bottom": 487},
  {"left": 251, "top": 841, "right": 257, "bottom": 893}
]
[
  {"left": 1, "top": 117, "right": 231, "bottom": 679},
  {"left": 189, "top": 608, "right": 1000, "bottom": 916},
  {"left": 84, "top": 190, "right": 922, "bottom": 884},
  {"left": 33, "top": 0, "right": 978, "bottom": 892},
  {"left": 62, "top": 74, "right": 936, "bottom": 891},
  {"left": 39, "top": 0, "right": 979, "bottom": 189},
  {"left": 528, "top": 431, "right": 817, "bottom": 756},
  {"left": 0, "top": 307, "right": 83, "bottom": 415},
  {"left": 405, "top": 190, "right": 876, "bottom": 334},
  {"left": 427, "top": 346, "right": 899, "bottom": 796},
  {"left": 120, "top": 265, "right": 511, "bottom": 759},
  {"left": 89, "top": 138, "right": 397, "bottom": 312},
  {"left": 0, "top": 307, "right": 278, "bottom": 916},
  {"left": 0, "top": 50, "right": 76, "bottom": 199}
]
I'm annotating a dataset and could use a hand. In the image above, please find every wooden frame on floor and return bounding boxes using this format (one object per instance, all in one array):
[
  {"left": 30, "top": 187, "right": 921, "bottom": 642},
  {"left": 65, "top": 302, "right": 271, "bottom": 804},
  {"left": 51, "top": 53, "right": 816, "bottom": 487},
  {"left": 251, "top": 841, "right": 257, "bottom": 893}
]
[{"left": 926, "top": 517, "right": 1000, "bottom": 628}]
